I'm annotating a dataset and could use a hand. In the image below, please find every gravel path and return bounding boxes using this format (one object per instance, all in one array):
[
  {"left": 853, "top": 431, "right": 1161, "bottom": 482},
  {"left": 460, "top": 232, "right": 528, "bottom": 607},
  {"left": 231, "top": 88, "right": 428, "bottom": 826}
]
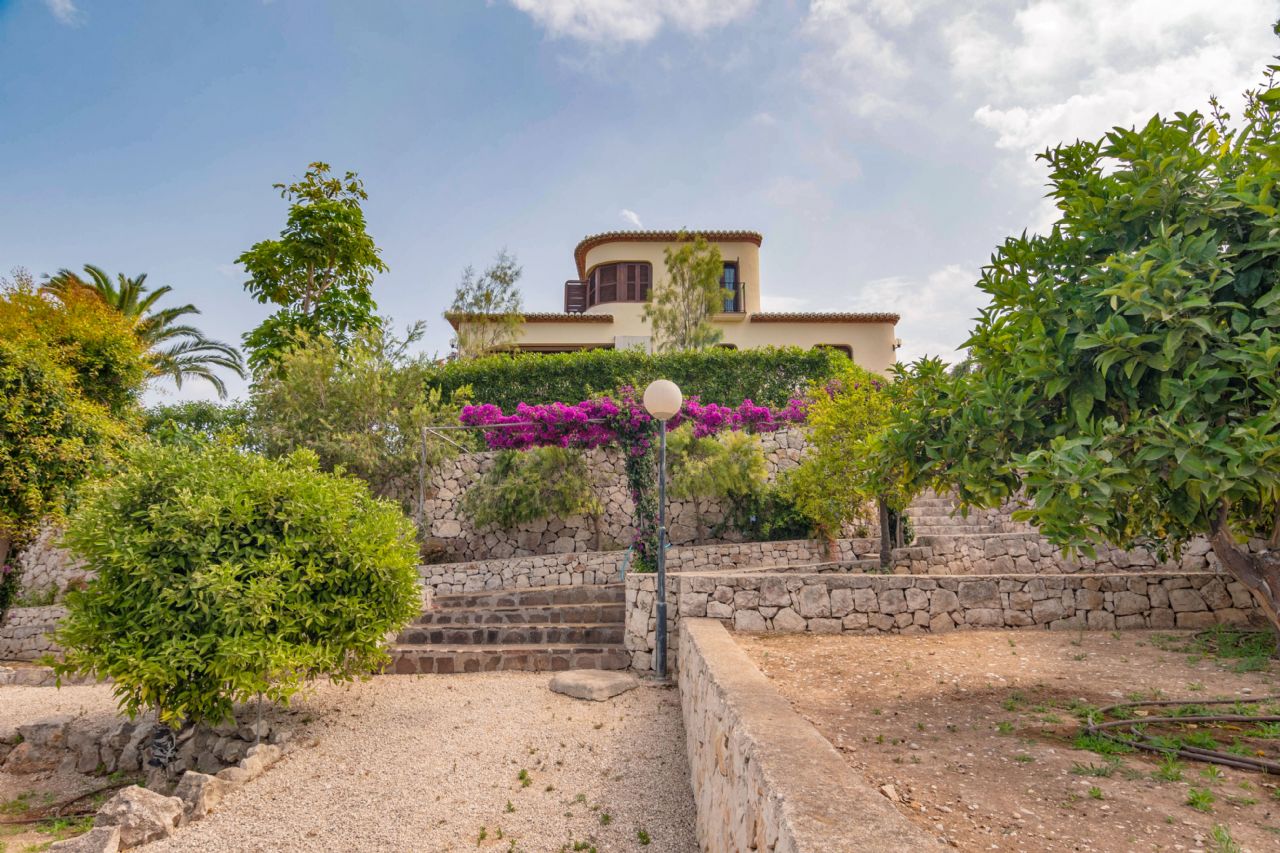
[{"left": 140, "top": 673, "right": 696, "bottom": 852}]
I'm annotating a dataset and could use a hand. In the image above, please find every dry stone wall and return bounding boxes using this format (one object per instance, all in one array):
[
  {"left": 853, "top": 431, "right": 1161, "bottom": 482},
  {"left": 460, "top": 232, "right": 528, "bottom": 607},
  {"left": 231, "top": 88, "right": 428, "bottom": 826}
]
[
  {"left": 679, "top": 618, "right": 929, "bottom": 852},
  {"left": 627, "top": 571, "right": 1261, "bottom": 672},
  {"left": 0, "top": 605, "right": 66, "bottom": 661},
  {"left": 421, "top": 429, "right": 811, "bottom": 562},
  {"left": 12, "top": 524, "right": 90, "bottom": 603}
]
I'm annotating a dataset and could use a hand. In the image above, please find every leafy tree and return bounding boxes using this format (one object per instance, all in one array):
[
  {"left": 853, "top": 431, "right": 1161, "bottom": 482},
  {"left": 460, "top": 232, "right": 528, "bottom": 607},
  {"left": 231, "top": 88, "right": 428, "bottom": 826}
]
[
  {"left": 644, "top": 231, "right": 729, "bottom": 351},
  {"left": 879, "top": 62, "right": 1280, "bottom": 630},
  {"left": 787, "top": 365, "right": 898, "bottom": 561},
  {"left": 143, "top": 400, "right": 251, "bottom": 447},
  {"left": 55, "top": 442, "right": 421, "bottom": 725},
  {"left": 250, "top": 323, "right": 469, "bottom": 522},
  {"left": 0, "top": 272, "right": 145, "bottom": 568},
  {"left": 238, "top": 162, "right": 387, "bottom": 373},
  {"left": 45, "top": 264, "right": 246, "bottom": 398},
  {"left": 461, "top": 446, "right": 601, "bottom": 542},
  {"left": 667, "top": 425, "right": 767, "bottom": 543},
  {"left": 446, "top": 249, "right": 525, "bottom": 358}
]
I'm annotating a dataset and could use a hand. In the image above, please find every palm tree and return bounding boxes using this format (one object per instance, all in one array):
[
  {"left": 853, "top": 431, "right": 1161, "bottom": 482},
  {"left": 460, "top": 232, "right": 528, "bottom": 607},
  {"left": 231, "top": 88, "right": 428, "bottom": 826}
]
[{"left": 45, "top": 265, "right": 246, "bottom": 398}]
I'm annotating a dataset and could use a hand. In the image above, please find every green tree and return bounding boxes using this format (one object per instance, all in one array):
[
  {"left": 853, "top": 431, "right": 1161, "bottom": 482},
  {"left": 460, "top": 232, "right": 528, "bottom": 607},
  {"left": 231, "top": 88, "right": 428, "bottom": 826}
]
[
  {"left": 55, "top": 442, "right": 421, "bottom": 726},
  {"left": 787, "top": 365, "right": 899, "bottom": 561},
  {"left": 879, "top": 60, "right": 1280, "bottom": 630},
  {"left": 667, "top": 425, "right": 767, "bottom": 543},
  {"left": 0, "top": 272, "right": 146, "bottom": 568},
  {"left": 446, "top": 249, "right": 525, "bottom": 358},
  {"left": 250, "top": 323, "right": 469, "bottom": 523},
  {"left": 238, "top": 162, "right": 387, "bottom": 372},
  {"left": 45, "top": 264, "right": 246, "bottom": 398},
  {"left": 644, "top": 232, "right": 728, "bottom": 351}
]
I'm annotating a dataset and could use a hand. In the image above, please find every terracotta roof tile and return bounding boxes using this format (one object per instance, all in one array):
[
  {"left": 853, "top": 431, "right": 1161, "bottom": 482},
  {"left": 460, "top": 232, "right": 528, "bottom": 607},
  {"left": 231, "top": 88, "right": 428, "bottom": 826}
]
[
  {"left": 444, "top": 311, "right": 613, "bottom": 330},
  {"left": 749, "top": 311, "right": 899, "bottom": 324}
]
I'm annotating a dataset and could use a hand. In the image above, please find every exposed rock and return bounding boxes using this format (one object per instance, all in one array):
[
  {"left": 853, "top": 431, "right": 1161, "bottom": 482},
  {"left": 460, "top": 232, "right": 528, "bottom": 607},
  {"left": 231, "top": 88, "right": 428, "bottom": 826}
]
[
  {"left": 49, "top": 826, "right": 121, "bottom": 853},
  {"left": 94, "top": 785, "right": 184, "bottom": 848},
  {"left": 174, "top": 771, "right": 228, "bottom": 821},
  {"left": 549, "top": 670, "right": 641, "bottom": 701}
]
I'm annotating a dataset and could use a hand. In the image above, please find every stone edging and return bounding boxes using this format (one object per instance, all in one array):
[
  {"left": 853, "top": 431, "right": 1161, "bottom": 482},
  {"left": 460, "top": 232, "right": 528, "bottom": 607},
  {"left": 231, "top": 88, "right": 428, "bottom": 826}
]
[{"left": 678, "top": 618, "right": 929, "bottom": 852}]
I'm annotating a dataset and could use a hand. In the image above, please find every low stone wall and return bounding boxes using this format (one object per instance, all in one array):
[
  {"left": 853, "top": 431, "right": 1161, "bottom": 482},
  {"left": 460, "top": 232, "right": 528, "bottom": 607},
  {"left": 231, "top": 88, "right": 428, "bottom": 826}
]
[
  {"left": 899, "top": 532, "right": 1222, "bottom": 575},
  {"left": 679, "top": 618, "right": 929, "bottom": 852},
  {"left": 13, "top": 524, "right": 91, "bottom": 603},
  {"left": 628, "top": 571, "right": 1261, "bottom": 671},
  {"left": 0, "top": 605, "right": 66, "bottom": 661},
  {"left": 420, "top": 551, "right": 626, "bottom": 595},
  {"left": 421, "top": 428, "right": 811, "bottom": 561}
]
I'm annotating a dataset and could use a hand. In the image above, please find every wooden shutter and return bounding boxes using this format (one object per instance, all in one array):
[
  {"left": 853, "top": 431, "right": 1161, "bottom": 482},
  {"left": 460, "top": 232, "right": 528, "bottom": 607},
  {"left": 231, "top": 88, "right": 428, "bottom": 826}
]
[
  {"left": 639, "top": 263, "right": 650, "bottom": 301},
  {"left": 600, "top": 264, "right": 618, "bottom": 303}
]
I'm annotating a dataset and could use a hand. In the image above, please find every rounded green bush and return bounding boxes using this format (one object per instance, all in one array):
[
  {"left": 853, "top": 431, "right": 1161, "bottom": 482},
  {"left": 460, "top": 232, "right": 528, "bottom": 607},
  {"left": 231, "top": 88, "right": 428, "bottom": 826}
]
[{"left": 56, "top": 441, "right": 421, "bottom": 726}]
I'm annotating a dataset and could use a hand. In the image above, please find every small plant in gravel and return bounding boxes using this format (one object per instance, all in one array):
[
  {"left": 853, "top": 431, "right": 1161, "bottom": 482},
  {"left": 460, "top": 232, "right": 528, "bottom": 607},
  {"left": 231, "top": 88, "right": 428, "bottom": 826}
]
[
  {"left": 1187, "top": 788, "right": 1216, "bottom": 812},
  {"left": 1154, "top": 756, "right": 1184, "bottom": 782},
  {"left": 477, "top": 827, "right": 487, "bottom": 845},
  {"left": 517, "top": 769, "right": 531, "bottom": 788},
  {"left": 636, "top": 828, "right": 651, "bottom": 846},
  {"left": 1072, "top": 733, "right": 1134, "bottom": 756},
  {"left": 1014, "top": 754, "right": 1034, "bottom": 764},
  {"left": 1209, "top": 823, "right": 1241, "bottom": 853},
  {"left": 1201, "top": 765, "right": 1225, "bottom": 783},
  {"left": 505, "top": 801, "right": 515, "bottom": 813},
  {"left": 1087, "top": 786, "right": 1104, "bottom": 800},
  {"left": 996, "top": 722, "right": 1014, "bottom": 736},
  {"left": 599, "top": 813, "right": 612, "bottom": 826}
]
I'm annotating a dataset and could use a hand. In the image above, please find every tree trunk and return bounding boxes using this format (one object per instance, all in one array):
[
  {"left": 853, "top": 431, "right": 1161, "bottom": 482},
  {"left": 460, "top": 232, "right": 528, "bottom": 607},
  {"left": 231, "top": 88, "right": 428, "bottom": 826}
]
[
  {"left": 879, "top": 499, "right": 892, "bottom": 570},
  {"left": 1209, "top": 508, "right": 1280, "bottom": 635},
  {"left": 0, "top": 535, "right": 10, "bottom": 570}
]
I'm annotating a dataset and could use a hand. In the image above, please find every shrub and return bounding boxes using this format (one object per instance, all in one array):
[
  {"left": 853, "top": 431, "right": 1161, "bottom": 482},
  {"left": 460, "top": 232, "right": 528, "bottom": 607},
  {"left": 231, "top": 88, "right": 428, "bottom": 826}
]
[
  {"left": 143, "top": 400, "right": 251, "bottom": 447},
  {"left": 668, "top": 425, "right": 767, "bottom": 543},
  {"left": 55, "top": 441, "right": 421, "bottom": 726},
  {"left": 722, "top": 484, "right": 815, "bottom": 543},
  {"left": 427, "top": 346, "right": 844, "bottom": 410},
  {"left": 461, "top": 447, "right": 600, "bottom": 531}
]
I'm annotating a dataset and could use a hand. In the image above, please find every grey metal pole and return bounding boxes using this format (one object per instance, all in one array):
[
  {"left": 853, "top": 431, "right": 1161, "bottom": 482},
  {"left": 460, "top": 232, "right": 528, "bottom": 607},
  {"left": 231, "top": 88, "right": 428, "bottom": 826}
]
[{"left": 655, "top": 419, "right": 668, "bottom": 679}]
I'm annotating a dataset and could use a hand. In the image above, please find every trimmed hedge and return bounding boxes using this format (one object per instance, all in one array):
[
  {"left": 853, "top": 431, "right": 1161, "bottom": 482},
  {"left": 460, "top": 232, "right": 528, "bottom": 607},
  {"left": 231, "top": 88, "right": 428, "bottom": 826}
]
[{"left": 426, "top": 346, "right": 845, "bottom": 409}]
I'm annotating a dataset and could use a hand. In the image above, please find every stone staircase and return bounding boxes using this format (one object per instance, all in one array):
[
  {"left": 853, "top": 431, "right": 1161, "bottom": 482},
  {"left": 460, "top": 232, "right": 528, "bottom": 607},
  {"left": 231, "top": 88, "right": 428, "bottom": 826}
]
[
  {"left": 389, "top": 584, "right": 629, "bottom": 674},
  {"left": 906, "top": 492, "right": 1020, "bottom": 537}
]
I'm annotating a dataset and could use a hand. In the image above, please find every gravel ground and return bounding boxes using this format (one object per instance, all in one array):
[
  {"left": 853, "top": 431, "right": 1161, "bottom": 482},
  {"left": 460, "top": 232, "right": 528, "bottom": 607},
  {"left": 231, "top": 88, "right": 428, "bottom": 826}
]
[{"left": 136, "top": 673, "right": 697, "bottom": 853}]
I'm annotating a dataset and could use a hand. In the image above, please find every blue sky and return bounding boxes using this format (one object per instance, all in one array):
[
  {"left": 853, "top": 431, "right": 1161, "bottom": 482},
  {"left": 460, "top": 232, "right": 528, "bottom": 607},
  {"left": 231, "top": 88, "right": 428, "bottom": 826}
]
[{"left": 2, "top": 0, "right": 1277, "bottom": 403}]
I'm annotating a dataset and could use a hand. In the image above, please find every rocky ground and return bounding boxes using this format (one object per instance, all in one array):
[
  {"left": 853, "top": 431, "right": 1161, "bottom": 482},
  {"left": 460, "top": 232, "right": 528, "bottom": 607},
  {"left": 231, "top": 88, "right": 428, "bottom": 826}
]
[
  {"left": 740, "top": 628, "right": 1280, "bottom": 853},
  {"left": 138, "top": 673, "right": 694, "bottom": 852}
]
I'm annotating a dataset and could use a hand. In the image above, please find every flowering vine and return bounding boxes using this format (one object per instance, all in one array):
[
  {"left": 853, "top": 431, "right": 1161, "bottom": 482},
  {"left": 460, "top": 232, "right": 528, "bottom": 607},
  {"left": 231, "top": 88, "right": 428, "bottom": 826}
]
[{"left": 459, "top": 390, "right": 807, "bottom": 569}]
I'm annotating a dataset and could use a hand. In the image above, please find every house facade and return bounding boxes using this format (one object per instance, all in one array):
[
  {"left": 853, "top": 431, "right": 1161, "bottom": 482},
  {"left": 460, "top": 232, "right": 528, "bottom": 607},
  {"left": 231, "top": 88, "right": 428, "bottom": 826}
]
[{"left": 448, "top": 230, "right": 901, "bottom": 373}]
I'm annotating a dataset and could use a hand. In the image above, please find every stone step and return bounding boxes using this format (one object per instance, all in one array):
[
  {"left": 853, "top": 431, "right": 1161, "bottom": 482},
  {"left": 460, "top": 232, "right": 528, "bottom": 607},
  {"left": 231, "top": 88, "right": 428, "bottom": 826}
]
[
  {"left": 397, "top": 623, "right": 624, "bottom": 646},
  {"left": 389, "top": 644, "right": 630, "bottom": 674},
  {"left": 907, "top": 499, "right": 958, "bottom": 509},
  {"left": 414, "top": 603, "right": 626, "bottom": 626},
  {"left": 912, "top": 524, "right": 1007, "bottom": 535},
  {"left": 432, "top": 584, "right": 625, "bottom": 610}
]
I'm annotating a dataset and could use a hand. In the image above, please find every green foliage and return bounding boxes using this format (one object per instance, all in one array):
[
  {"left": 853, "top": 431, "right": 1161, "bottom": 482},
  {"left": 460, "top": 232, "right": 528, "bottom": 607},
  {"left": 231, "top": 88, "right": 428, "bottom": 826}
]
[
  {"left": 45, "top": 264, "right": 245, "bottom": 398},
  {"left": 787, "top": 364, "right": 895, "bottom": 540},
  {"left": 722, "top": 485, "right": 815, "bottom": 543},
  {"left": 55, "top": 441, "right": 421, "bottom": 726},
  {"left": 250, "top": 323, "right": 469, "bottom": 516},
  {"left": 461, "top": 447, "right": 599, "bottom": 529},
  {"left": 447, "top": 249, "right": 525, "bottom": 358},
  {"left": 644, "top": 231, "right": 728, "bottom": 351},
  {"left": 425, "top": 346, "right": 844, "bottom": 411},
  {"left": 239, "top": 162, "right": 387, "bottom": 373},
  {"left": 877, "top": 55, "right": 1280, "bottom": 627},
  {"left": 667, "top": 425, "right": 767, "bottom": 542},
  {"left": 143, "top": 400, "right": 251, "bottom": 447},
  {"left": 0, "top": 275, "right": 145, "bottom": 561}
]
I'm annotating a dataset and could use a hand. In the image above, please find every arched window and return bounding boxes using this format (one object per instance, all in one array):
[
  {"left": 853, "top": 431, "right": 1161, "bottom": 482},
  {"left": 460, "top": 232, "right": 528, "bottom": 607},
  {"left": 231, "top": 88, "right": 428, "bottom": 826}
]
[{"left": 586, "top": 262, "right": 651, "bottom": 307}]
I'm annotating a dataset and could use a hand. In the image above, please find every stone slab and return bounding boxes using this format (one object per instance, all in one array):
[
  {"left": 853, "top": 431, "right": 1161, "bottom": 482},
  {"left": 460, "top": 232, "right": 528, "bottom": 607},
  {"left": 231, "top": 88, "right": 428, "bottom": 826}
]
[{"left": 548, "top": 669, "right": 640, "bottom": 701}]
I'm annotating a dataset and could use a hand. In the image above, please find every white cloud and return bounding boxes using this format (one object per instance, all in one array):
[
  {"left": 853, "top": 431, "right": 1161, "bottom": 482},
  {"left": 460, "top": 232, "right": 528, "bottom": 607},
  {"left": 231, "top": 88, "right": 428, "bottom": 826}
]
[
  {"left": 509, "top": 0, "right": 756, "bottom": 43},
  {"left": 619, "top": 208, "right": 643, "bottom": 228},
  {"left": 849, "top": 264, "right": 983, "bottom": 364},
  {"left": 951, "top": 1, "right": 1277, "bottom": 187},
  {"left": 43, "top": 0, "right": 82, "bottom": 26}
]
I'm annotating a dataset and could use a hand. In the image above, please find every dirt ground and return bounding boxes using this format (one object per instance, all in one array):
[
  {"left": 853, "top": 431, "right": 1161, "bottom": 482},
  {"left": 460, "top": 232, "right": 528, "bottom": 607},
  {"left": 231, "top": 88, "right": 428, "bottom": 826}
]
[{"left": 738, "top": 629, "right": 1280, "bottom": 853}]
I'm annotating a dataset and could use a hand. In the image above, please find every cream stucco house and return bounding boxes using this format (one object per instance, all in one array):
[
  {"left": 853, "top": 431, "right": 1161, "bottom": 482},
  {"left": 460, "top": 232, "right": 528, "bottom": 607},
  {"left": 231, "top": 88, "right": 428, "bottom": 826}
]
[{"left": 447, "top": 230, "right": 901, "bottom": 374}]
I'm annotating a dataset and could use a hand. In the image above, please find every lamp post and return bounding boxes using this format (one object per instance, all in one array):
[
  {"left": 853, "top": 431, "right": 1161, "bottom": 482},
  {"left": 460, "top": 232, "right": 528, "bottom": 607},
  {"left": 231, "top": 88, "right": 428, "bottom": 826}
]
[{"left": 642, "top": 378, "right": 682, "bottom": 679}]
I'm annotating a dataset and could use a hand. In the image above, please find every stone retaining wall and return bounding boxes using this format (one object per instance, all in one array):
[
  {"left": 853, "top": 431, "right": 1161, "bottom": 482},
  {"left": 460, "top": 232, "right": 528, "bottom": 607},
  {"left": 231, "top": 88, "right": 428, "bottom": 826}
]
[
  {"left": 421, "top": 428, "right": 812, "bottom": 561},
  {"left": 896, "top": 532, "right": 1222, "bottom": 575},
  {"left": 628, "top": 571, "right": 1261, "bottom": 672},
  {"left": 0, "top": 605, "right": 66, "bottom": 661},
  {"left": 12, "top": 524, "right": 90, "bottom": 603},
  {"left": 678, "top": 618, "right": 929, "bottom": 852}
]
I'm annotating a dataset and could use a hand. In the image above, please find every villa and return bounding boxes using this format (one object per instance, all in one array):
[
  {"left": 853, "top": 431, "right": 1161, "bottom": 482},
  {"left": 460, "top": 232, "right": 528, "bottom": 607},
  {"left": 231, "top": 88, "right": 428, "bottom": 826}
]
[{"left": 447, "top": 229, "right": 902, "bottom": 373}]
